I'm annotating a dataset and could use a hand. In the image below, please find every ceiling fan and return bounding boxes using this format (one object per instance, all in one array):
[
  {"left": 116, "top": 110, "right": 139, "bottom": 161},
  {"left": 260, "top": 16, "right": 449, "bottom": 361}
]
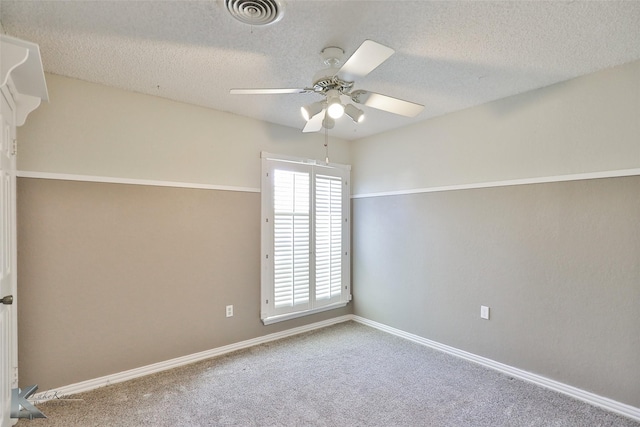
[{"left": 230, "top": 40, "right": 425, "bottom": 133}]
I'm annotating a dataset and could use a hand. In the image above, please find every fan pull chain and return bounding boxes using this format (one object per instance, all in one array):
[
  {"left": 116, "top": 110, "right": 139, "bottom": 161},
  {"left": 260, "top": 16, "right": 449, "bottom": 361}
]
[{"left": 324, "top": 126, "right": 329, "bottom": 164}]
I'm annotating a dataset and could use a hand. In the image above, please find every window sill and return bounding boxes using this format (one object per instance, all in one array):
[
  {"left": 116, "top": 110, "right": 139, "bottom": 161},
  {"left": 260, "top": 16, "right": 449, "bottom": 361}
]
[{"left": 261, "top": 302, "right": 349, "bottom": 325}]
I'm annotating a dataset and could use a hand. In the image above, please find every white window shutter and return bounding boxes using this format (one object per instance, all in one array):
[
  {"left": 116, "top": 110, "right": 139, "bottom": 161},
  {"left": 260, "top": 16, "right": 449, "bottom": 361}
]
[
  {"left": 273, "top": 170, "right": 310, "bottom": 311},
  {"left": 261, "top": 154, "right": 351, "bottom": 324},
  {"left": 314, "top": 174, "right": 343, "bottom": 304}
]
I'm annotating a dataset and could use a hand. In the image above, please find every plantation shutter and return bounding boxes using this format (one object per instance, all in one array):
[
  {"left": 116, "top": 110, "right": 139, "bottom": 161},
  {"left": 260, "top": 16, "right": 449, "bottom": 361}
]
[
  {"left": 314, "top": 174, "right": 343, "bottom": 305},
  {"left": 261, "top": 153, "right": 351, "bottom": 324},
  {"left": 273, "top": 169, "right": 310, "bottom": 311}
]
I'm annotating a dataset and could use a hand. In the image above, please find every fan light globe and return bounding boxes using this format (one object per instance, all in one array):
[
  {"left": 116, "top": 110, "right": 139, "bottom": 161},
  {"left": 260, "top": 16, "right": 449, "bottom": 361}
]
[
  {"left": 327, "top": 100, "right": 344, "bottom": 119},
  {"left": 326, "top": 90, "right": 344, "bottom": 119},
  {"left": 322, "top": 115, "right": 335, "bottom": 129},
  {"left": 301, "top": 101, "right": 324, "bottom": 121},
  {"left": 345, "top": 104, "right": 365, "bottom": 123}
]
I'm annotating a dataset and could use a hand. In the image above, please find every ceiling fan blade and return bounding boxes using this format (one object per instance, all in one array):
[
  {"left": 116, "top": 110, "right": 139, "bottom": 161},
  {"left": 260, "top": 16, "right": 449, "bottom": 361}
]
[
  {"left": 351, "top": 90, "right": 424, "bottom": 117},
  {"left": 230, "top": 88, "right": 309, "bottom": 95},
  {"left": 302, "top": 110, "right": 324, "bottom": 133},
  {"left": 337, "top": 40, "right": 395, "bottom": 80}
]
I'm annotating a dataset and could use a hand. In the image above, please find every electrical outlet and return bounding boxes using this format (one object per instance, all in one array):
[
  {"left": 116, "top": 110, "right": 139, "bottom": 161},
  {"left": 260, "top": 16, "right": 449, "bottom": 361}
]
[
  {"left": 480, "top": 305, "right": 490, "bottom": 320},
  {"left": 226, "top": 305, "right": 233, "bottom": 317}
]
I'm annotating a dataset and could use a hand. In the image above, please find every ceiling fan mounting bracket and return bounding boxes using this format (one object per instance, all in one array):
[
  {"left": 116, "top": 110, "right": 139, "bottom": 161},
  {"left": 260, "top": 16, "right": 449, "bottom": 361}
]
[{"left": 321, "top": 46, "right": 344, "bottom": 67}]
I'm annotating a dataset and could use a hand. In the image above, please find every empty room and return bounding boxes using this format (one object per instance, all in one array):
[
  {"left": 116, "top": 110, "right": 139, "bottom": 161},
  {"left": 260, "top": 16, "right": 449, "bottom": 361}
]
[{"left": 0, "top": 1, "right": 639, "bottom": 426}]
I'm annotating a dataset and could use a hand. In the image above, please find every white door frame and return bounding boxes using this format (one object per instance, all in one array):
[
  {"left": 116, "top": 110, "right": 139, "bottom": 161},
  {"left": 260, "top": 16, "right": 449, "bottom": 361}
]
[
  {"left": 0, "top": 35, "right": 48, "bottom": 427},
  {"left": 0, "top": 78, "right": 17, "bottom": 427}
]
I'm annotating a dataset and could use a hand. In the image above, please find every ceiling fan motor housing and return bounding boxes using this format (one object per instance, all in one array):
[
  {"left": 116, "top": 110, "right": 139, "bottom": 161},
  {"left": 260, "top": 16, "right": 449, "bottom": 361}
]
[
  {"left": 311, "top": 46, "right": 353, "bottom": 94},
  {"left": 311, "top": 73, "right": 353, "bottom": 94}
]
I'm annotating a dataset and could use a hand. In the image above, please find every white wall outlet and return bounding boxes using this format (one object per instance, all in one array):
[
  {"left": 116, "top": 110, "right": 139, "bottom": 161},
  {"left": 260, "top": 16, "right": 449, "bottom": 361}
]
[
  {"left": 480, "top": 305, "right": 490, "bottom": 320},
  {"left": 226, "top": 305, "right": 233, "bottom": 317}
]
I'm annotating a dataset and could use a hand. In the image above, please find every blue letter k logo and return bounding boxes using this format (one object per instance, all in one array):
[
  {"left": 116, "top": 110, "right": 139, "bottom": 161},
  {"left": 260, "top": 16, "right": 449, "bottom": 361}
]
[{"left": 11, "top": 385, "right": 47, "bottom": 419}]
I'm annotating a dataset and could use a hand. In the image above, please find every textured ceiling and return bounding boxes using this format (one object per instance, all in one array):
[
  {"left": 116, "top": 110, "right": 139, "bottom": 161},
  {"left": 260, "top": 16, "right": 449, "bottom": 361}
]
[{"left": 2, "top": 1, "right": 640, "bottom": 140}]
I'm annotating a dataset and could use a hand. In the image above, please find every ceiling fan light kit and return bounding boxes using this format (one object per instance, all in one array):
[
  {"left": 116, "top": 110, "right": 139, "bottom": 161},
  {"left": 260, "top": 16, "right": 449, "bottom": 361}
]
[{"left": 230, "top": 39, "right": 424, "bottom": 133}]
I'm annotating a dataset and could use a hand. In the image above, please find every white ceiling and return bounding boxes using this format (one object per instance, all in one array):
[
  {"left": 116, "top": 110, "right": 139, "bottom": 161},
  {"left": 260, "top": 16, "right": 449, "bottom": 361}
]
[{"left": 2, "top": 1, "right": 640, "bottom": 140}]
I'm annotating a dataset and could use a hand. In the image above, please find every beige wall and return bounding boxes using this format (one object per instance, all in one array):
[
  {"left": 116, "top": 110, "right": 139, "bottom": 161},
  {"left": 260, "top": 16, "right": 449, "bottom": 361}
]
[
  {"left": 16, "top": 74, "right": 352, "bottom": 390},
  {"left": 350, "top": 60, "right": 640, "bottom": 196},
  {"left": 350, "top": 60, "right": 640, "bottom": 407},
  {"left": 18, "top": 178, "right": 350, "bottom": 389},
  {"left": 18, "top": 73, "right": 350, "bottom": 188}
]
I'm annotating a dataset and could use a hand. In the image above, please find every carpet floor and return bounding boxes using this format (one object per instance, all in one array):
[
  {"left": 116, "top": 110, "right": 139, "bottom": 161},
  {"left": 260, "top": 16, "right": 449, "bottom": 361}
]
[{"left": 17, "top": 321, "right": 639, "bottom": 426}]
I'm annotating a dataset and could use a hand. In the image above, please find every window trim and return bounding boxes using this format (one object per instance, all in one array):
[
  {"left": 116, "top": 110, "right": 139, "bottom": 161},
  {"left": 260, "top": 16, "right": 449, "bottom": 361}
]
[{"left": 260, "top": 152, "right": 351, "bottom": 325}]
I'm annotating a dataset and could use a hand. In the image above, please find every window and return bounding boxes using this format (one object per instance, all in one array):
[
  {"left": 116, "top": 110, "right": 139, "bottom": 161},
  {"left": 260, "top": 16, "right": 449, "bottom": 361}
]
[{"left": 261, "top": 153, "right": 351, "bottom": 324}]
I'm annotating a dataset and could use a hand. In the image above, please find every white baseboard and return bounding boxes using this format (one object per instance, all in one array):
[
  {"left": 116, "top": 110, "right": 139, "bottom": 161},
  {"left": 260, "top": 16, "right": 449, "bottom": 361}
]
[
  {"left": 352, "top": 315, "right": 640, "bottom": 423},
  {"left": 30, "top": 315, "right": 352, "bottom": 403},
  {"left": 31, "top": 313, "right": 640, "bottom": 423}
]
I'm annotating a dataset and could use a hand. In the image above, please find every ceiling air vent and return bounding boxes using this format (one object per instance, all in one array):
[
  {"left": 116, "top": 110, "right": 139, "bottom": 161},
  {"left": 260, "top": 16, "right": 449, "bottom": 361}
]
[{"left": 225, "top": 0, "right": 285, "bottom": 26}]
